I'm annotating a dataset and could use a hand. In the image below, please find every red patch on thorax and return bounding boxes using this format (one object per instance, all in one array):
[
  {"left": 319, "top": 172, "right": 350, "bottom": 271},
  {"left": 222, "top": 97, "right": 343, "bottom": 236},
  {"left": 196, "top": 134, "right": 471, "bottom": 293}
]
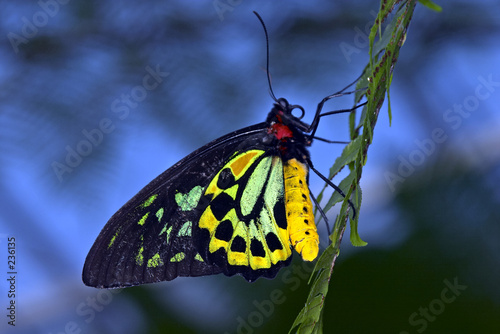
[{"left": 270, "top": 123, "right": 293, "bottom": 140}]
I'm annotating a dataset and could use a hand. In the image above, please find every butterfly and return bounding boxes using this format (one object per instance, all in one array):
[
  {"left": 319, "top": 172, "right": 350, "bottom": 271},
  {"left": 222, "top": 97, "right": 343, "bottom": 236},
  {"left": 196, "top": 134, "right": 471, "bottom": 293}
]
[{"left": 82, "top": 12, "right": 360, "bottom": 288}]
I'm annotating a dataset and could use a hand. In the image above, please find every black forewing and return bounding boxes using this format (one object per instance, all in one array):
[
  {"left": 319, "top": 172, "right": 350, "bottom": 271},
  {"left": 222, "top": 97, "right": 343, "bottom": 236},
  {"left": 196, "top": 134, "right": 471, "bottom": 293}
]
[{"left": 83, "top": 123, "right": 270, "bottom": 288}]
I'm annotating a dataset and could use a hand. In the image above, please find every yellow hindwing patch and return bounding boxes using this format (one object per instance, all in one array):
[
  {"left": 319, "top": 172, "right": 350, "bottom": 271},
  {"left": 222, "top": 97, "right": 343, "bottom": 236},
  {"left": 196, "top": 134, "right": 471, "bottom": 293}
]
[{"left": 199, "top": 150, "right": 292, "bottom": 271}]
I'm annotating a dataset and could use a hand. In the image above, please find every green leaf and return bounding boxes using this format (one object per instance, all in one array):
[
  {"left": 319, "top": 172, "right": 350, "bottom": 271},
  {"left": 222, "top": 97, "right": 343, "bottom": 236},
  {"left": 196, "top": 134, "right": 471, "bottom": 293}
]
[
  {"left": 349, "top": 185, "right": 366, "bottom": 247},
  {"left": 328, "top": 136, "right": 363, "bottom": 179},
  {"left": 323, "top": 170, "right": 356, "bottom": 213},
  {"left": 418, "top": 0, "right": 442, "bottom": 12}
]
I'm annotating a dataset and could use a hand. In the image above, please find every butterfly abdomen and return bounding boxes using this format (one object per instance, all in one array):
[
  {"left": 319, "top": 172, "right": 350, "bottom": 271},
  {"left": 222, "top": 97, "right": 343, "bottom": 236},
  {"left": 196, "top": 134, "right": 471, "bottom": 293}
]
[{"left": 283, "top": 158, "right": 319, "bottom": 262}]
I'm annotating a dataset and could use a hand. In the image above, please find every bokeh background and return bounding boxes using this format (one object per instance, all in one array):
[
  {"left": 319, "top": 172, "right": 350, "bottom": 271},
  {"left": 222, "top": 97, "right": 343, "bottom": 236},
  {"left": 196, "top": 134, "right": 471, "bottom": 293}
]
[{"left": 1, "top": 1, "right": 499, "bottom": 333}]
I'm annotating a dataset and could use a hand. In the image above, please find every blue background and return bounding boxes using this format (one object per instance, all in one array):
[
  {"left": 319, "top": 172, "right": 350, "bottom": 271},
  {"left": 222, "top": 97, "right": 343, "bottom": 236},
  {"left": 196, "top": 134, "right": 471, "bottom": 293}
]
[{"left": 1, "top": 1, "right": 499, "bottom": 333}]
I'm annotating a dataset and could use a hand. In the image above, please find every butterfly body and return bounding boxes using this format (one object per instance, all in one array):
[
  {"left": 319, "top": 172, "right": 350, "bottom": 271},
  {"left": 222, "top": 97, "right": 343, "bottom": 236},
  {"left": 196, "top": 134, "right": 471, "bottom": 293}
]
[
  {"left": 83, "top": 98, "right": 325, "bottom": 287},
  {"left": 283, "top": 158, "right": 318, "bottom": 262}
]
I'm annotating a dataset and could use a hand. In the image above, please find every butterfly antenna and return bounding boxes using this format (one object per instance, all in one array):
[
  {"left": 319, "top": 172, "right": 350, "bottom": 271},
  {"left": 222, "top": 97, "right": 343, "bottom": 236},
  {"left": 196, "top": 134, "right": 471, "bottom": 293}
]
[
  {"left": 253, "top": 11, "right": 278, "bottom": 103},
  {"left": 336, "top": 71, "right": 367, "bottom": 95}
]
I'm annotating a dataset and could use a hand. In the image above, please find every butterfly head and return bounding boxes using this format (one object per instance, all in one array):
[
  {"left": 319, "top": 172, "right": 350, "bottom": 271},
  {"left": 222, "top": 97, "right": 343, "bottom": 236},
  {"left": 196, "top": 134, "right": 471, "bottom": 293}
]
[
  {"left": 265, "top": 97, "right": 313, "bottom": 162},
  {"left": 267, "top": 97, "right": 310, "bottom": 134}
]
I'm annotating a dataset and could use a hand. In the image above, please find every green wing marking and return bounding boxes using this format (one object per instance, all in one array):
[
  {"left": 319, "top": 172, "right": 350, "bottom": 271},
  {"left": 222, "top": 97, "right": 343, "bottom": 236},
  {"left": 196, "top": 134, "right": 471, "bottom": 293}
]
[
  {"left": 175, "top": 186, "right": 203, "bottom": 211},
  {"left": 141, "top": 194, "right": 158, "bottom": 208},
  {"left": 178, "top": 221, "right": 192, "bottom": 237},
  {"left": 147, "top": 253, "right": 164, "bottom": 268}
]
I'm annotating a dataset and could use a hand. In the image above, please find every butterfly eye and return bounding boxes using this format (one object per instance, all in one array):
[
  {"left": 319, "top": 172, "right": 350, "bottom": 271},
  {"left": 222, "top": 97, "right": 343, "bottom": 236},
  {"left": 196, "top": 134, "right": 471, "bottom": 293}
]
[{"left": 277, "top": 97, "right": 289, "bottom": 109}]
